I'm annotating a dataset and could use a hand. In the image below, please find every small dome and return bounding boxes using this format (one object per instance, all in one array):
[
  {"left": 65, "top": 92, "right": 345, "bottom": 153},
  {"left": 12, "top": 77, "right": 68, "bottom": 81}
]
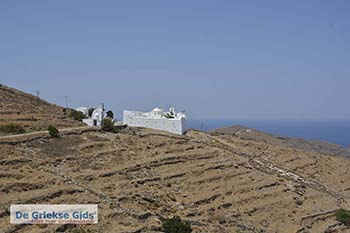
[
  {"left": 76, "top": 107, "right": 88, "bottom": 116},
  {"left": 152, "top": 108, "right": 163, "bottom": 112}
]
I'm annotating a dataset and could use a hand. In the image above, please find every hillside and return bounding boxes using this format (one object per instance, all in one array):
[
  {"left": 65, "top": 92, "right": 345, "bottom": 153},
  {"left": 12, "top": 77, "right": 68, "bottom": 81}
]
[
  {"left": 1, "top": 86, "right": 350, "bottom": 233},
  {"left": 211, "top": 125, "right": 350, "bottom": 157},
  {"left": 0, "top": 84, "right": 83, "bottom": 135}
]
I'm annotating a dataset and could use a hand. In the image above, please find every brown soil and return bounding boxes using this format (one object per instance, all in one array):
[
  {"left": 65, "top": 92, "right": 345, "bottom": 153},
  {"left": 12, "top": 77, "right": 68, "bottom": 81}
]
[
  {"left": 1, "top": 86, "right": 350, "bottom": 233},
  {"left": 212, "top": 125, "right": 350, "bottom": 157},
  {"left": 0, "top": 85, "right": 83, "bottom": 135},
  {"left": 1, "top": 128, "right": 350, "bottom": 232}
]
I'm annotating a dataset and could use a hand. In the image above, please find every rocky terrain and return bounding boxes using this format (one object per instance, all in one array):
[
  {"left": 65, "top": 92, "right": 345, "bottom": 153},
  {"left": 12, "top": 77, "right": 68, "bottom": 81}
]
[
  {"left": 0, "top": 84, "right": 83, "bottom": 135},
  {"left": 212, "top": 125, "right": 350, "bottom": 157},
  {"left": 1, "top": 86, "right": 350, "bottom": 233}
]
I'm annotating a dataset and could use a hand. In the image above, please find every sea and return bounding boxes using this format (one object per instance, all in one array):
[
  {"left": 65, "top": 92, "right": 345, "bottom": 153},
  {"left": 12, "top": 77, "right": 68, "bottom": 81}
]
[{"left": 187, "top": 119, "right": 350, "bottom": 148}]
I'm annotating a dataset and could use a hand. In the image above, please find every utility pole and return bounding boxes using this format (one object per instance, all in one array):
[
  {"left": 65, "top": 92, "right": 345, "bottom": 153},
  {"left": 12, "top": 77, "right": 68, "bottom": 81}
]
[
  {"left": 35, "top": 90, "right": 40, "bottom": 99},
  {"left": 65, "top": 96, "right": 69, "bottom": 128},
  {"left": 65, "top": 96, "right": 69, "bottom": 109},
  {"left": 101, "top": 103, "right": 104, "bottom": 128}
]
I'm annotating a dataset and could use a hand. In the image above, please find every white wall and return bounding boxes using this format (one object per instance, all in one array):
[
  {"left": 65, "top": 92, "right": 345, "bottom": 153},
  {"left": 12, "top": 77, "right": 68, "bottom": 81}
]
[{"left": 123, "top": 111, "right": 186, "bottom": 135}]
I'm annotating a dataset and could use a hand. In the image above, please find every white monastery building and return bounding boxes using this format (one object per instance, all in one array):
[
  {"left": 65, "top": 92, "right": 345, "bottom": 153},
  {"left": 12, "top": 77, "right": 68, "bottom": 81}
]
[
  {"left": 123, "top": 107, "right": 187, "bottom": 135},
  {"left": 76, "top": 105, "right": 104, "bottom": 126}
]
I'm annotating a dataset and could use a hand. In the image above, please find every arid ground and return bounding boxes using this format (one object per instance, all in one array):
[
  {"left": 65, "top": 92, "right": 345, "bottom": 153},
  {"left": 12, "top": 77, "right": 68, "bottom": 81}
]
[{"left": 1, "top": 85, "right": 350, "bottom": 233}]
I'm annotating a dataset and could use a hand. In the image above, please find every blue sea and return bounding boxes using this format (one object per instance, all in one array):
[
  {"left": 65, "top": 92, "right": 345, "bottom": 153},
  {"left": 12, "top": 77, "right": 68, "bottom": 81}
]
[{"left": 187, "top": 119, "right": 350, "bottom": 147}]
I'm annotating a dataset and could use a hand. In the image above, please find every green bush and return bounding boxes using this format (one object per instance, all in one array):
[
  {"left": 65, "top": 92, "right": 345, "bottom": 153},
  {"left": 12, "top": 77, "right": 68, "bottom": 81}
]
[
  {"left": 164, "top": 112, "right": 175, "bottom": 119},
  {"left": 47, "top": 125, "right": 60, "bottom": 138},
  {"left": 336, "top": 209, "right": 350, "bottom": 226},
  {"left": 106, "top": 110, "right": 114, "bottom": 119},
  {"left": 68, "top": 109, "right": 86, "bottom": 121},
  {"left": 0, "top": 123, "right": 25, "bottom": 134},
  {"left": 101, "top": 118, "right": 116, "bottom": 133},
  {"left": 162, "top": 216, "right": 192, "bottom": 233},
  {"left": 88, "top": 108, "right": 95, "bottom": 117}
]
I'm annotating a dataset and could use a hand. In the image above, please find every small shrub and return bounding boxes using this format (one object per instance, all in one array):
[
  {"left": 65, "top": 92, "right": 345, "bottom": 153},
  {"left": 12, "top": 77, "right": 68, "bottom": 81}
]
[
  {"left": 162, "top": 216, "right": 192, "bottom": 233},
  {"left": 68, "top": 109, "right": 86, "bottom": 121},
  {"left": 101, "top": 118, "right": 116, "bottom": 133},
  {"left": 336, "top": 209, "right": 350, "bottom": 226},
  {"left": 0, "top": 123, "right": 25, "bottom": 134},
  {"left": 88, "top": 108, "right": 95, "bottom": 117},
  {"left": 164, "top": 112, "right": 175, "bottom": 119},
  {"left": 71, "top": 227, "right": 87, "bottom": 233},
  {"left": 47, "top": 125, "right": 60, "bottom": 138},
  {"left": 36, "top": 224, "right": 47, "bottom": 229},
  {"left": 208, "top": 213, "right": 226, "bottom": 224},
  {"left": 106, "top": 110, "right": 114, "bottom": 119}
]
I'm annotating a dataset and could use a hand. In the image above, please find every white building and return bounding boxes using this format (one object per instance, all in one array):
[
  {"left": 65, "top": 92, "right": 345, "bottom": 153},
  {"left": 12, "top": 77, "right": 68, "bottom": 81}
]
[
  {"left": 123, "top": 107, "right": 186, "bottom": 135},
  {"left": 76, "top": 105, "right": 104, "bottom": 126},
  {"left": 76, "top": 107, "right": 88, "bottom": 116}
]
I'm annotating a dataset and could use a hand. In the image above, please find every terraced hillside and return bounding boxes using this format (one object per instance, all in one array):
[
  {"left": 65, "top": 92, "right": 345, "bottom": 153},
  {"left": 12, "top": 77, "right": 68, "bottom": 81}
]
[
  {"left": 212, "top": 125, "right": 350, "bottom": 157},
  {"left": 1, "top": 85, "right": 350, "bottom": 232},
  {"left": 1, "top": 127, "right": 350, "bottom": 233},
  {"left": 0, "top": 84, "right": 83, "bottom": 135}
]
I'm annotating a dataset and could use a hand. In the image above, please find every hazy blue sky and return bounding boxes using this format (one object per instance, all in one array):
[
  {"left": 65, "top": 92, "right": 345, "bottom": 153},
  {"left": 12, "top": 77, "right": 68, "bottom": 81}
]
[{"left": 1, "top": 1, "right": 349, "bottom": 120}]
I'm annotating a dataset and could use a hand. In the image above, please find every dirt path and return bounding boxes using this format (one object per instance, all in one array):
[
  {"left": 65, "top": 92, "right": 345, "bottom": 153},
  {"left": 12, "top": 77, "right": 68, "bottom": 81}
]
[
  {"left": 0, "top": 126, "right": 95, "bottom": 140},
  {"left": 0, "top": 126, "right": 99, "bottom": 145}
]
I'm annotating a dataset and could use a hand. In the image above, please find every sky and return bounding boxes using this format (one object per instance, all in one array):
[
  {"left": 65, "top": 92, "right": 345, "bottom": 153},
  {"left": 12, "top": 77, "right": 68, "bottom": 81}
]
[{"left": 1, "top": 1, "right": 349, "bottom": 120}]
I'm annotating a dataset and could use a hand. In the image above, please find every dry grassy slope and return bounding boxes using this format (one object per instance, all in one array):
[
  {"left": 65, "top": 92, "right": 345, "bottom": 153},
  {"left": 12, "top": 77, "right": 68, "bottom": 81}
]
[
  {"left": 212, "top": 125, "right": 350, "bottom": 157},
  {"left": 1, "top": 127, "right": 350, "bottom": 233},
  {"left": 0, "top": 84, "right": 83, "bottom": 134}
]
